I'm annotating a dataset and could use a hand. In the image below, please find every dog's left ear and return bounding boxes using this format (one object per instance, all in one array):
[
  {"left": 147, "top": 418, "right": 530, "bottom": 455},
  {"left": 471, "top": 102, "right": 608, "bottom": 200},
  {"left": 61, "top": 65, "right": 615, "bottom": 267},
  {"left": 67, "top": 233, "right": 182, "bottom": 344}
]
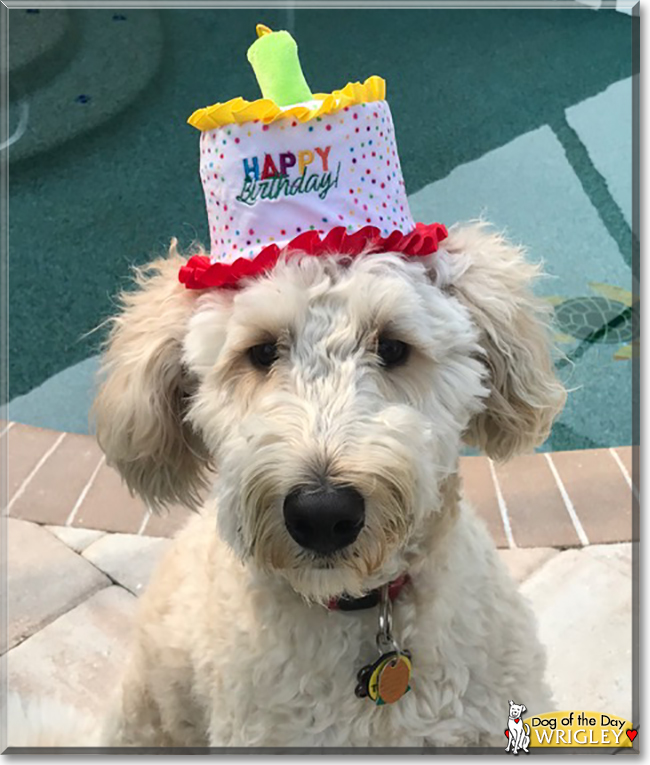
[
  {"left": 521, "top": 705, "right": 527, "bottom": 714},
  {"left": 436, "top": 222, "right": 566, "bottom": 461},
  {"left": 92, "top": 242, "right": 212, "bottom": 511}
]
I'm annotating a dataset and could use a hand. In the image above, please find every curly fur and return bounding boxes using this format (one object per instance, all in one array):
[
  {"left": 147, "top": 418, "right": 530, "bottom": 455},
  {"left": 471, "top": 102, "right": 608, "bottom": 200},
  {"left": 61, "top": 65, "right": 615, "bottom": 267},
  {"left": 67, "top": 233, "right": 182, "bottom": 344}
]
[
  {"left": 437, "top": 223, "right": 566, "bottom": 460},
  {"left": 91, "top": 240, "right": 212, "bottom": 511},
  {"left": 11, "top": 222, "right": 566, "bottom": 749}
]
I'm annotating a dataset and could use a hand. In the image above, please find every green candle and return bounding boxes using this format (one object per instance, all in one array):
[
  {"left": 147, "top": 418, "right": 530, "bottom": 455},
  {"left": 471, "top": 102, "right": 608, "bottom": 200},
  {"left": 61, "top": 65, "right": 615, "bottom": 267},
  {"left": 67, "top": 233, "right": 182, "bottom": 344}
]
[{"left": 247, "top": 24, "right": 314, "bottom": 107}]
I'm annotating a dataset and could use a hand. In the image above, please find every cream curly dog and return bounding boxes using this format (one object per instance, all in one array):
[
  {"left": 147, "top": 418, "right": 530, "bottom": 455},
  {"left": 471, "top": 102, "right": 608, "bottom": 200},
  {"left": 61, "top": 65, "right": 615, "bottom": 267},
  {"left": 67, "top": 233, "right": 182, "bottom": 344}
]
[{"left": 9, "top": 222, "right": 565, "bottom": 749}]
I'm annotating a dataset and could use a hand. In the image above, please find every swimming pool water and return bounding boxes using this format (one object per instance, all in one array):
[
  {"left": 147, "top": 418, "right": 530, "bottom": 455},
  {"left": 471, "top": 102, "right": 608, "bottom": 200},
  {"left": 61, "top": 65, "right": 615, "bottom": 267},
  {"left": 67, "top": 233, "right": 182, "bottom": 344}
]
[{"left": 7, "top": 7, "right": 637, "bottom": 450}]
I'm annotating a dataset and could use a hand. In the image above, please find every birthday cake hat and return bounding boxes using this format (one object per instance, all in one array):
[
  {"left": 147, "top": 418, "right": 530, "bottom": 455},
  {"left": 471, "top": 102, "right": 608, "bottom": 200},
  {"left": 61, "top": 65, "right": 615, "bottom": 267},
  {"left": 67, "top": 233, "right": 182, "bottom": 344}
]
[{"left": 179, "top": 24, "right": 448, "bottom": 289}]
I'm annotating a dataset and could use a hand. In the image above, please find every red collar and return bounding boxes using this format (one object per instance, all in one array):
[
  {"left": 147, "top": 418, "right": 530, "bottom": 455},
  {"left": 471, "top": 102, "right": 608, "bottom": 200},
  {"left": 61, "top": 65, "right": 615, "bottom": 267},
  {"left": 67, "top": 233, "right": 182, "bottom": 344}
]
[{"left": 327, "top": 574, "right": 411, "bottom": 612}]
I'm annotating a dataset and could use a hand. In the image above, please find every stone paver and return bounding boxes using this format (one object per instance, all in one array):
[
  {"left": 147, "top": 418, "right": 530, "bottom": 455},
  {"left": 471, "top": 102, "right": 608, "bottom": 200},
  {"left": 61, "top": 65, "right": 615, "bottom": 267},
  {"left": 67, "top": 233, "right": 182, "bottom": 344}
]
[
  {"left": 583, "top": 542, "right": 634, "bottom": 578},
  {"left": 4, "top": 515, "right": 634, "bottom": 742},
  {"left": 497, "top": 547, "right": 559, "bottom": 584},
  {"left": 522, "top": 545, "right": 633, "bottom": 723},
  {"left": 5, "top": 518, "right": 109, "bottom": 652},
  {"left": 7, "top": 586, "right": 138, "bottom": 718},
  {"left": 46, "top": 524, "right": 105, "bottom": 553},
  {"left": 83, "top": 533, "right": 171, "bottom": 595}
]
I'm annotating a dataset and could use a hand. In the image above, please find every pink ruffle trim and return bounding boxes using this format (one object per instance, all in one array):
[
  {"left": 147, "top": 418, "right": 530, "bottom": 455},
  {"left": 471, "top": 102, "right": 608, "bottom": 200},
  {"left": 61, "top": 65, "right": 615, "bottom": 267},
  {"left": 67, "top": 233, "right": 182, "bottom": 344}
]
[{"left": 178, "top": 222, "right": 449, "bottom": 290}]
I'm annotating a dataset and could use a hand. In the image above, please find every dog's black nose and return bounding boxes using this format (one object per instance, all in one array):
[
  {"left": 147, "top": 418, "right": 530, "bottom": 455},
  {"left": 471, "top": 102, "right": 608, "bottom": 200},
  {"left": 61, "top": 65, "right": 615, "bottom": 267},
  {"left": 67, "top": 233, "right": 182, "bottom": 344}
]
[{"left": 283, "top": 485, "right": 365, "bottom": 555}]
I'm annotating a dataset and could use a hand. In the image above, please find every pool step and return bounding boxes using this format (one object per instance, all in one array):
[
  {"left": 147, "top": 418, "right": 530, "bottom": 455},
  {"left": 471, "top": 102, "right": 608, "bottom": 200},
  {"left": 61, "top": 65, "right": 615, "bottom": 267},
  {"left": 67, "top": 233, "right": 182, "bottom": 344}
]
[
  {"left": 7, "top": 9, "right": 164, "bottom": 165},
  {"left": 9, "top": 9, "right": 79, "bottom": 98}
]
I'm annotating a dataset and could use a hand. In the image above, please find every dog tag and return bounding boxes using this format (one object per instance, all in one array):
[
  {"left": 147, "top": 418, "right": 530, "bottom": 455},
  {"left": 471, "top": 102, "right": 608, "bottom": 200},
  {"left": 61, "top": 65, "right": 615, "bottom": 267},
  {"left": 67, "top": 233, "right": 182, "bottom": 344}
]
[
  {"left": 355, "top": 650, "right": 412, "bottom": 705},
  {"left": 355, "top": 582, "right": 412, "bottom": 704}
]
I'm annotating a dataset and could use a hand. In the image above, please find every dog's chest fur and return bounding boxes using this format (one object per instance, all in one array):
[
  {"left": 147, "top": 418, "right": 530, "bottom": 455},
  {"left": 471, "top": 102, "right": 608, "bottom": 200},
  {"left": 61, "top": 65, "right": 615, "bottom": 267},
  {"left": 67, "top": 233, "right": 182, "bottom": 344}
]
[{"left": 129, "top": 506, "right": 549, "bottom": 748}]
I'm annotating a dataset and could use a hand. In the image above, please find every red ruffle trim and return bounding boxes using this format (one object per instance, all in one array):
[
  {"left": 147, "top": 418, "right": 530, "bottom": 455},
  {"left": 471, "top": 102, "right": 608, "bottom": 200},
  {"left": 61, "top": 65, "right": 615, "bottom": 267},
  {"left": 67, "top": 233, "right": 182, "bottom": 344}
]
[{"left": 178, "top": 222, "right": 448, "bottom": 290}]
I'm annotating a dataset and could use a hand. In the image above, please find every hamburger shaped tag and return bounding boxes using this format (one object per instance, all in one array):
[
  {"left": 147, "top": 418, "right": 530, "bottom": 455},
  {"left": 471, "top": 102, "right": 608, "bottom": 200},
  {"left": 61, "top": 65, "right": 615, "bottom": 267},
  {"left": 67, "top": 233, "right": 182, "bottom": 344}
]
[
  {"left": 355, "top": 650, "right": 412, "bottom": 705},
  {"left": 354, "top": 582, "right": 412, "bottom": 705}
]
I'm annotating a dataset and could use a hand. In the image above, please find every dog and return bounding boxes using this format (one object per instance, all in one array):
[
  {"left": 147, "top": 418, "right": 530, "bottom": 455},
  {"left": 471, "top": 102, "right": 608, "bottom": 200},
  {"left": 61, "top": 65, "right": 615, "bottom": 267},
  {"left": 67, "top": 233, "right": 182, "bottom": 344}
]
[
  {"left": 8, "top": 221, "right": 566, "bottom": 749},
  {"left": 506, "top": 701, "right": 531, "bottom": 754}
]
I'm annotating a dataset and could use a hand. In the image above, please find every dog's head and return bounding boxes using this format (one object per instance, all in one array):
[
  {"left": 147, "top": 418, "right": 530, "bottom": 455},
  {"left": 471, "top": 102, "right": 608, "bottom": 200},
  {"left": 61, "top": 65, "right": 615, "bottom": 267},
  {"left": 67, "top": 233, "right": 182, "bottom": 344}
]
[
  {"left": 508, "top": 701, "right": 527, "bottom": 719},
  {"left": 93, "top": 222, "right": 565, "bottom": 601}
]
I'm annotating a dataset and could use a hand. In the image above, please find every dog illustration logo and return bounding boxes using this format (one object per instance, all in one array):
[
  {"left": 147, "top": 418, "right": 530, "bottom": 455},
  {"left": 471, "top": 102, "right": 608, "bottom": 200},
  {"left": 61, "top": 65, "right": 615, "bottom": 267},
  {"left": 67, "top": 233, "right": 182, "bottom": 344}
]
[{"left": 505, "top": 700, "right": 531, "bottom": 754}]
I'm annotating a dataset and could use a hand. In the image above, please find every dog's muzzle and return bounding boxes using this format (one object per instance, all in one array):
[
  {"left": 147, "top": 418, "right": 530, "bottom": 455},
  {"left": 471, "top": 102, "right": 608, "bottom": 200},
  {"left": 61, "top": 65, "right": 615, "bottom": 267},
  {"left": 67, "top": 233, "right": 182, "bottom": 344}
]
[{"left": 283, "top": 484, "right": 365, "bottom": 555}]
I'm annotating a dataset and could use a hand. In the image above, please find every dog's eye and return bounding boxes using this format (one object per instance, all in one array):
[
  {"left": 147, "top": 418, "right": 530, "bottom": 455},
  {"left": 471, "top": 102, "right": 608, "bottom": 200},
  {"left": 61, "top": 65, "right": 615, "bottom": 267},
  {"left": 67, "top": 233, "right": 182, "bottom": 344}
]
[
  {"left": 248, "top": 342, "right": 279, "bottom": 370},
  {"left": 377, "top": 337, "right": 409, "bottom": 368}
]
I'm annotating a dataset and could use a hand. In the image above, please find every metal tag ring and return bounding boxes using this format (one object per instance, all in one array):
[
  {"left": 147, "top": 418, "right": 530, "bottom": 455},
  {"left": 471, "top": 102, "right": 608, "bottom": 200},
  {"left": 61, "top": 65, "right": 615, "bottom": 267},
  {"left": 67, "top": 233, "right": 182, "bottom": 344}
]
[{"left": 376, "top": 584, "right": 401, "bottom": 656}]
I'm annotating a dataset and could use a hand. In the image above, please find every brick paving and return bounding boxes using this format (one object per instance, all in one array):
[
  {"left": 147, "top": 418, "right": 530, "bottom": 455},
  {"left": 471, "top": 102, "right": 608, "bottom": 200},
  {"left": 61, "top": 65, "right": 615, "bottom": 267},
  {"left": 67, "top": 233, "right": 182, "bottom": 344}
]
[{"left": 2, "top": 422, "right": 638, "bottom": 549}]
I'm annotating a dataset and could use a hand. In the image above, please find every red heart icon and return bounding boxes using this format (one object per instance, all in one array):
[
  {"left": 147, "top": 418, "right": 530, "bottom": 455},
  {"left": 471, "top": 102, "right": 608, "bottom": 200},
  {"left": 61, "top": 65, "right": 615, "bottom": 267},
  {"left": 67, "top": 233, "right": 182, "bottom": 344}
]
[
  {"left": 504, "top": 730, "right": 509, "bottom": 738},
  {"left": 627, "top": 730, "right": 638, "bottom": 742},
  {"left": 514, "top": 718, "right": 519, "bottom": 723}
]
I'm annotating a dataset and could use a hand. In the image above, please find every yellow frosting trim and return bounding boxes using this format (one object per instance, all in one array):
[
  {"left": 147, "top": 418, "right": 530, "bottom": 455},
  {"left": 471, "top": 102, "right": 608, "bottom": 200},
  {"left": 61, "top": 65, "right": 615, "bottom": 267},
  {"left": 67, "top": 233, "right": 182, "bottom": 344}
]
[{"left": 187, "top": 75, "right": 386, "bottom": 131}]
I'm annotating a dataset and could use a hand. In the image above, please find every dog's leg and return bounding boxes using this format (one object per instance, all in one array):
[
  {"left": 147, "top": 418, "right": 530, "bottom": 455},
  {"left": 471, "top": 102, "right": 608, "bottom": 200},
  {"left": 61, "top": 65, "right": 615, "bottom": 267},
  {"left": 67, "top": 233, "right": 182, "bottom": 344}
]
[
  {"left": 101, "top": 654, "right": 207, "bottom": 749},
  {"left": 514, "top": 728, "right": 523, "bottom": 754},
  {"left": 101, "top": 673, "right": 169, "bottom": 748}
]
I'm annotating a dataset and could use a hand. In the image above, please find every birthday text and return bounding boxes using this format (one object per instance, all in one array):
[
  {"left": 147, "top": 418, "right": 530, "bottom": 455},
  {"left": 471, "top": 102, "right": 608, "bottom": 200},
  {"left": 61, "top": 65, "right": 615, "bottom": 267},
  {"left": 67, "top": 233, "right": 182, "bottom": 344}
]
[{"left": 235, "top": 146, "right": 340, "bottom": 206}]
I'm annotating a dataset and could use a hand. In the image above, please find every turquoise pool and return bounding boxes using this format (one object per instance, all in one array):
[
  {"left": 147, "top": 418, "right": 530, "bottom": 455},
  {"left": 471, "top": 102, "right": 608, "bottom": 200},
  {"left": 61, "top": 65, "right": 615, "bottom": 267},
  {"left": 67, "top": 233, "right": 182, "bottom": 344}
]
[{"left": 7, "top": 7, "right": 637, "bottom": 451}]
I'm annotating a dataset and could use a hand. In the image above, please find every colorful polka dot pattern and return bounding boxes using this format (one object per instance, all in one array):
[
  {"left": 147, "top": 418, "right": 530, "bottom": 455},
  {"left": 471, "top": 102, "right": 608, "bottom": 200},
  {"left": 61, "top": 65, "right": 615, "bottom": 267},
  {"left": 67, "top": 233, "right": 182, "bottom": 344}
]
[{"left": 199, "top": 100, "right": 415, "bottom": 264}]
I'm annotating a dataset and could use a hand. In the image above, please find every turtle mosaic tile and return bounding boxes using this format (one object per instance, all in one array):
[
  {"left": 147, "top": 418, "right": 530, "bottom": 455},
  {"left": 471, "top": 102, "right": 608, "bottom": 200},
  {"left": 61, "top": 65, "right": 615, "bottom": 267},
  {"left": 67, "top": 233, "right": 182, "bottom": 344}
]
[{"left": 2, "top": 423, "right": 635, "bottom": 549}]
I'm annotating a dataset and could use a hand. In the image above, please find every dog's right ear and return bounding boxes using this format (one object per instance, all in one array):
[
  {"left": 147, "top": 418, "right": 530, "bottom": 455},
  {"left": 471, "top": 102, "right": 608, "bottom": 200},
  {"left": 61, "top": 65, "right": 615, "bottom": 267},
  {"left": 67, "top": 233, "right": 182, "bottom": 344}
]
[
  {"left": 436, "top": 222, "right": 566, "bottom": 461},
  {"left": 92, "top": 241, "right": 211, "bottom": 511}
]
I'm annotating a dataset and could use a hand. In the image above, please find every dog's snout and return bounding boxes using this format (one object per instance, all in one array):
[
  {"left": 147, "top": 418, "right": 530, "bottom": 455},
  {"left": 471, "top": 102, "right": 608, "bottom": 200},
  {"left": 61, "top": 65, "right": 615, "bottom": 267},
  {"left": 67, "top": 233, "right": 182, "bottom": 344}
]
[{"left": 283, "top": 485, "right": 365, "bottom": 555}]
